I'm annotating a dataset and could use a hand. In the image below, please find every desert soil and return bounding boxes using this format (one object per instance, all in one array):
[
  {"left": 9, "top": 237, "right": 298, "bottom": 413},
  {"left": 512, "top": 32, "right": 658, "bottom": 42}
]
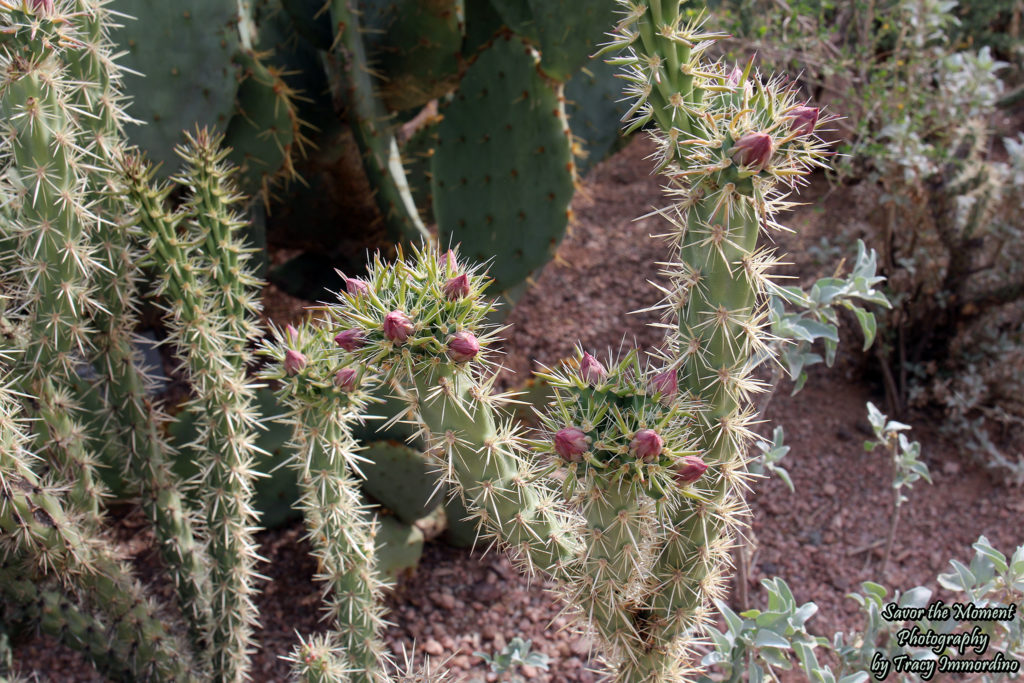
[{"left": 12, "top": 136, "right": 1023, "bottom": 682}]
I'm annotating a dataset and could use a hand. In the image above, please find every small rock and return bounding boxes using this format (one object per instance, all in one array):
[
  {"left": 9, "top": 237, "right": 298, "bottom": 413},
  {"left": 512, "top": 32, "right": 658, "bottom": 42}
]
[
  {"left": 424, "top": 639, "right": 444, "bottom": 656},
  {"left": 520, "top": 664, "right": 538, "bottom": 678},
  {"left": 942, "top": 460, "right": 960, "bottom": 475},
  {"left": 823, "top": 483, "right": 837, "bottom": 496},
  {"left": 571, "top": 637, "right": 592, "bottom": 656}
]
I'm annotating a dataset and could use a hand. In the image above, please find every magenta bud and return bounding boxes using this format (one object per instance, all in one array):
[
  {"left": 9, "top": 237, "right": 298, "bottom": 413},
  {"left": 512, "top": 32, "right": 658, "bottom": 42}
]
[
  {"left": 334, "top": 329, "right": 365, "bottom": 351},
  {"left": 650, "top": 370, "right": 678, "bottom": 401},
  {"left": 285, "top": 324, "right": 300, "bottom": 344},
  {"left": 333, "top": 368, "right": 357, "bottom": 392},
  {"left": 731, "top": 132, "right": 774, "bottom": 172},
  {"left": 630, "top": 429, "right": 664, "bottom": 462},
  {"left": 383, "top": 310, "right": 414, "bottom": 343},
  {"left": 674, "top": 455, "right": 708, "bottom": 485},
  {"left": 554, "top": 427, "right": 589, "bottom": 462},
  {"left": 443, "top": 273, "right": 471, "bottom": 300},
  {"left": 789, "top": 106, "right": 820, "bottom": 136},
  {"left": 284, "top": 349, "right": 307, "bottom": 376},
  {"left": 447, "top": 331, "right": 480, "bottom": 363},
  {"left": 345, "top": 278, "right": 369, "bottom": 296},
  {"left": 579, "top": 352, "right": 606, "bottom": 385},
  {"left": 727, "top": 66, "right": 743, "bottom": 86},
  {"left": 438, "top": 249, "right": 457, "bottom": 271},
  {"left": 30, "top": 0, "right": 54, "bottom": 13}
]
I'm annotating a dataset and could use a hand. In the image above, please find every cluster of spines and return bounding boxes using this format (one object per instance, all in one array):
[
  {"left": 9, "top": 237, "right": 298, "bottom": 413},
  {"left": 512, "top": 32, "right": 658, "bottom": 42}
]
[
  {"left": 261, "top": 324, "right": 393, "bottom": 683},
  {"left": 118, "top": 132, "right": 267, "bottom": 682}
]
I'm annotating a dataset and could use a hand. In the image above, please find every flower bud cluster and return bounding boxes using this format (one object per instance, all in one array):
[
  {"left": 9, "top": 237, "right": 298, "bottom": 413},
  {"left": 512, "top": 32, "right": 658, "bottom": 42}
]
[
  {"left": 533, "top": 348, "right": 703, "bottom": 500},
  {"left": 316, "top": 245, "right": 497, "bottom": 383}
]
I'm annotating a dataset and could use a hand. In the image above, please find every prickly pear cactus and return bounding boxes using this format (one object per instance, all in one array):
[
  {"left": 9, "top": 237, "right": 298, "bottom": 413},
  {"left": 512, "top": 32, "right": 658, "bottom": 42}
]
[
  {"left": 360, "top": 0, "right": 466, "bottom": 112},
  {"left": 432, "top": 34, "right": 576, "bottom": 292},
  {"left": 490, "top": 0, "right": 619, "bottom": 81},
  {"left": 111, "top": 0, "right": 243, "bottom": 172}
]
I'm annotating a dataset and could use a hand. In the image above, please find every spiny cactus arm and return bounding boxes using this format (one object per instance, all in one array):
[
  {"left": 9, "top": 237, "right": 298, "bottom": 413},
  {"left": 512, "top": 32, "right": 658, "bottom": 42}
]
[
  {"left": 0, "top": 376, "right": 199, "bottom": 681},
  {"left": 0, "top": 4, "right": 107, "bottom": 525},
  {"left": 58, "top": 1, "right": 214, "bottom": 650},
  {"left": 262, "top": 325, "right": 393, "bottom": 683},
  {"left": 324, "top": 0, "right": 429, "bottom": 245},
  {"left": 532, "top": 349, "right": 713, "bottom": 674},
  {"left": 603, "top": 2, "right": 835, "bottom": 677},
  {"left": 118, "top": 136, "right": 268, "bottom": 682},
  {"left": 308, "top": 246, "right": 581, "bottom": 579}
]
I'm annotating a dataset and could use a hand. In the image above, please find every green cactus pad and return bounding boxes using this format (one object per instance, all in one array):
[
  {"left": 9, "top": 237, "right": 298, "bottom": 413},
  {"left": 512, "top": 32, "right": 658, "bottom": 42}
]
[
  {"left": 565, "top": 55, "right": 630, "bottom": 176},
  {"left": 489, "top": 0, "right": 618, "bottom": 81},
  {"left": 225, "top": 50, "right": 305, "bottom": 200},
  {"left": 374, "top": 514, "right": 425, "bottom": 579},
  {"left": 361, "top": 0, "right": 467, "bottom": 112},
  {"left": 327, "top": 0, "right": 430, "bottom": 245},
  {"left": 432, "top": 33, "right": 575, "bottom": 291},
  {"left": 360, "top": 440, "right": 440, "bottom": 525},
  {"left": 111, "top": 0, "right": 242, "bottom": 174}
]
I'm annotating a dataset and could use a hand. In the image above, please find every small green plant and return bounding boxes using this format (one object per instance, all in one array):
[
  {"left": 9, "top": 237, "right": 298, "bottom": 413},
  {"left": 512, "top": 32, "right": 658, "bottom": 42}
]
[
  {"left": 864, "top": 402, "right": 932, "bottom": 575},
  {"left": 475, "top": 637, "right": 551, "bottom": 680}
]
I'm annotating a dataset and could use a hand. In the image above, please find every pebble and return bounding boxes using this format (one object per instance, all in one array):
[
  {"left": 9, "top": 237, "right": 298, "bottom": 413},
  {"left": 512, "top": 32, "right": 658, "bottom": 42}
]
[{"left": 424, "top": 639, "right": 444, "bottom": 656}]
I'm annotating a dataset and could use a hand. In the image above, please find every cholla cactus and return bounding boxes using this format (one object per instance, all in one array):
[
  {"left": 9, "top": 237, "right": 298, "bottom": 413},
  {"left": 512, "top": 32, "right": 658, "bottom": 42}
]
[
  {"left": 261, "top": 324, "right": 393, "bottom": 682},
  {"left": 304, "top": 245, "right": 582, "bottom": 579},
  {"left": 593, "top": 0, "right": 834, "bottom": 677},
  {"left": 0, "top": 356, "right": 196, "bottom": 680},
  {"left": 0, "top": 0, "right": 108, "bottom": 525},
  {"left": 118, "top": 132, "right": 266, "bottom": 681}
]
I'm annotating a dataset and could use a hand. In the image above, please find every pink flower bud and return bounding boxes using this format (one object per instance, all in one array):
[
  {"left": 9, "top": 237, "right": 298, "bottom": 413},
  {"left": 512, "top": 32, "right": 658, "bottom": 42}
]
[
  {"left": 443, "top": 273, "right": 471, "bottom": 300},
  {"left": 630, "top": 429, "right": 664, "bottom": 462},
  {"left": 286, "top": 324, "right": 300, "bottom": 344},
  {"left": 334, "top": 329, "right": 365, "bottom": 351},
  {"left": 345, "top": 277, "right": 369, "bottom": 296},
  {"left": 554, "top": 427, "right": 589, "bottom": 462},
  {"left": 383, "top": 310, "right": 414, "bottom": 343},
  {"left": 30, "top": 0, "right": 54, "bottom": 13},
  {"left": 789, "top": 106, "right": 820, "bottom": 136},
  {"left": 731, "top": 132, "right": 774, "bottom": 172},
  {"left": 284, "top": 349, "right": 307, "bottom": 376},
  {"left": 674, "top": 455, "right": 708, "bottom": 485},
  {"left": 447, "top": 331, "right": 480, "bottom": 363},
  {"left": 333, "top": 368, "right": 357, "bottom": 392},
  {"left": 438, "top": 249, "right": 457, "bottom": 272},
  {"left": 650, "top": 370, "right": 678, "bottom": 401},
  {"left": 579, "top": 352, "right": 606, "bottom": 385},
  {"left": 727, "top": 66, "right": 743, "bottom": 86}
]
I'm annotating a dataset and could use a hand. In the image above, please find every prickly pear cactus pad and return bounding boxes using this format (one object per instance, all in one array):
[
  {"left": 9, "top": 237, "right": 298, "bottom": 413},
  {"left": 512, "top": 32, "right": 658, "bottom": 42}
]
[
  {"left": 490, "top": 0, "right": 619, "bottom": 81},
  {"left": 111, "top": 0, "right": 242, "bottom": 173},
  {"left": 432, "top": 33, "right": 575, "bottom": 292},
  {"left": 360, "top": 0, "right": 466, "bottom": 112}
]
